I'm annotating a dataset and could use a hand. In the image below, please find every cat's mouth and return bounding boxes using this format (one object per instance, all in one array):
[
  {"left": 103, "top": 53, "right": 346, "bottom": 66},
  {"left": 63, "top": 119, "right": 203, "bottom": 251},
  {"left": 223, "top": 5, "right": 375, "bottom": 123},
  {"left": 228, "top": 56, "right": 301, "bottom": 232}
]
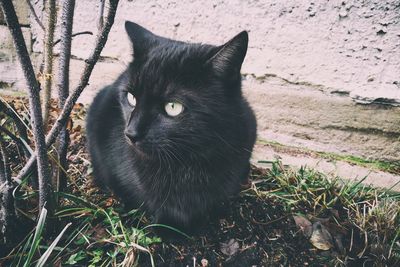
[
  {"left": 125, "top": 135, "right": 141, "bottom": 148},
  {"left": 124, "top": 135, "right": 149, "bottom": 156}
]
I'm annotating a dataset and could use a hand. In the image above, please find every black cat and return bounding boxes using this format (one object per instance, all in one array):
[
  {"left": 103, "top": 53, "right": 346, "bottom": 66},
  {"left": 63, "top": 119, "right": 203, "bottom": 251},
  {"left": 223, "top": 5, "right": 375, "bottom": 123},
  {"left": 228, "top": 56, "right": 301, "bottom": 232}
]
[{"left": 86, "top": 21, "right": 257, "bottom": 233}]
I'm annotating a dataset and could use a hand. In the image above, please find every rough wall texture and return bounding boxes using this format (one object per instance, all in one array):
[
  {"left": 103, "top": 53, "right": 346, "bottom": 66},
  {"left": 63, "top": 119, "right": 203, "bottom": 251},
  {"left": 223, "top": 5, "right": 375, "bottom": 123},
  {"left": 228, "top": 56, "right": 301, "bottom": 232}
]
[
  {"left": 26, "top": 0, "right": 400, "bottom": 104},
  {"left": 0, "top": 1, "right": 30, "bottom": 90},
  {"left": 0, "top": 0, "right": 400, "bottom": 166}
]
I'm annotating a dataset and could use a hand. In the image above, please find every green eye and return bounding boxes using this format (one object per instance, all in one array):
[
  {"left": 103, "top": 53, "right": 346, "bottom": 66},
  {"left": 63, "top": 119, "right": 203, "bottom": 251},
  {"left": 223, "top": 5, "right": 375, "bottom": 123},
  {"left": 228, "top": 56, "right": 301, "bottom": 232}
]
[
  {"left": 165, "top": 102, "right": 184, "bottom": 117},
  {"left": 127, "top": 93, "right": 136, "bottom": 108}
]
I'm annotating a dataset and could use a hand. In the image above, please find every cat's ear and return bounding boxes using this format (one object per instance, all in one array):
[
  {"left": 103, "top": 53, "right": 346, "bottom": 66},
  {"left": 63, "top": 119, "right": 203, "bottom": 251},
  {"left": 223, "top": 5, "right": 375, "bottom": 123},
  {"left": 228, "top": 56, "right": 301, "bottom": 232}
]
[
  {"left": 207, "top": 31, "right": 248, "bottom": 77},
  {"left": 125, "top": 21, "right": 157, "bottom": 57}
]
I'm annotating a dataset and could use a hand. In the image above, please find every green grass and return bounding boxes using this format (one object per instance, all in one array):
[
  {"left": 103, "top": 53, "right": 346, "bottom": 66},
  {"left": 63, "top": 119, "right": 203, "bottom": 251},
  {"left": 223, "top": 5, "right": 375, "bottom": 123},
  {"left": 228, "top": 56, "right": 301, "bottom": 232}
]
[
  {"left": 5, "top": 194, "right": 161, "bottom": 266},
  {"left": 52, "top": 196, "right": 166, "bottom": 266},
  {"left": 5, "top": 207, "right": 71, "bottom": 267},
  {"left": 245, "top": 161, "right": 400, "bottom": 266},
  {"left": 258, "top": 139, "right": 400, "bottom": 175},
  {"left": 3, "top": 186, "right": 194, "bottom": 266},
  {"left": 2, "top": 159, "right": 400, "bottom": 266}
]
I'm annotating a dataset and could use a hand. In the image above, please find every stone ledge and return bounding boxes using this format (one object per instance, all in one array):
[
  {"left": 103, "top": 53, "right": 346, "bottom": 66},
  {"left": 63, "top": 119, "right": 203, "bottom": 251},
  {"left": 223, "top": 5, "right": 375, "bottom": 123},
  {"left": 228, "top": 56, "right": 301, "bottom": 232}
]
[
  {"left": 244, "top": 77, "right": 400, "bottom": 162},
  {"left": 252, "top": 144, "right": 400, "bottom": 191}
]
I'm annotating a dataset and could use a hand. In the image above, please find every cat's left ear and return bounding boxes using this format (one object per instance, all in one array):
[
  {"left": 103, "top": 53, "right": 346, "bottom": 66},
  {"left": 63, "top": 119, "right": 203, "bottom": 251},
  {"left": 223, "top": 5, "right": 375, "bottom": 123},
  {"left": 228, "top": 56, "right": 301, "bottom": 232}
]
[
  {"left": 207, "top": 31, "right": 248, "bottom": 77},
  {"left": 125, "top": 21, "right": 157, "bottom": 58}
]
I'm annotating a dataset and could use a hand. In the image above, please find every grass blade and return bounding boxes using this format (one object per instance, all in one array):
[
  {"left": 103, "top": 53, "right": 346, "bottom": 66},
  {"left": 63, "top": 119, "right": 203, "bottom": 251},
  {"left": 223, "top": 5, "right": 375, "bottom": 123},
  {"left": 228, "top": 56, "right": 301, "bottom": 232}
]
[
  {"left": 23, "top": 207, "right": 47, "bottom": 267},
  {"left": 35, "top": 222, "right": 72, "bottom": 267},
  {"left": 143, "top": 223, "right": 191, "bottom": 239}
]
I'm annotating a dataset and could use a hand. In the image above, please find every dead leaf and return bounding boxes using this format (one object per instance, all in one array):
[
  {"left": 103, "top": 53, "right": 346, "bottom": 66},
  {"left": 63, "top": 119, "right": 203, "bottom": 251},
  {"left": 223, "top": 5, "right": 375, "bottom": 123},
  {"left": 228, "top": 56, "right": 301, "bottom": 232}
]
[
  {"left": 90, "top": 224, "right": 108, "bottom": 240},
  {"left": 293, "top": 215, "right": 312, "bottom": 237},
  {"left": 71, "top": 124, "right": 82, "bottom": 134},
  {"left": 310, "top": 221, "right": 333, "bottom": 250},
  {"left": 201, "top": 258, "right": 209, "bottom": 267},
  {"left": 105, "top": 197, "right": 115, "bottom": 207},
  {"left": 220, "top": 239, "right": 240, "bottom": 257},
  {"left": 331, "top": 209, "right": 340, "bottom": 219},
  {"left": 73, "top": 103, "right": 84, "bottom": 110},
  {"left": 66, "top": 118, "right": 73, "bottom": 131}
]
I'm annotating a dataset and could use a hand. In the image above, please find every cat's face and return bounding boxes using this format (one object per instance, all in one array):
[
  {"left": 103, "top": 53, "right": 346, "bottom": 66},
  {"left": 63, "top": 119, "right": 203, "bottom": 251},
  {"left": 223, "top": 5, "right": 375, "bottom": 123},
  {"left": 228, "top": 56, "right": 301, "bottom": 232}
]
[{"left": 117, "top": 22, "right": 248, "bottom": 160}]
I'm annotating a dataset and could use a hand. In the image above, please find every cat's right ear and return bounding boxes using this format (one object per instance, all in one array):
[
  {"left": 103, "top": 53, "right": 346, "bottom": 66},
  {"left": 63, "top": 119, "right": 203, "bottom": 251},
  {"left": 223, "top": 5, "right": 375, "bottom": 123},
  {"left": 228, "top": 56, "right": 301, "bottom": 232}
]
[
  {"left": 207, "top": 31, "right": 248, "bottom": 78},
  {"left": 125, "top": 21, "right": 156, "bottom": 57}
]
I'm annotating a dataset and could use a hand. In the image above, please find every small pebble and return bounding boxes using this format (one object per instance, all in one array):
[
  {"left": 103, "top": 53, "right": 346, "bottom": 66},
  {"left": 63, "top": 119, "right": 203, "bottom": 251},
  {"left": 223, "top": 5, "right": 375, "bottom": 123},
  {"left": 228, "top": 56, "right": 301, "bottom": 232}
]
[{"left": 339, "top": 10, "right": 348, "bottom": 18}]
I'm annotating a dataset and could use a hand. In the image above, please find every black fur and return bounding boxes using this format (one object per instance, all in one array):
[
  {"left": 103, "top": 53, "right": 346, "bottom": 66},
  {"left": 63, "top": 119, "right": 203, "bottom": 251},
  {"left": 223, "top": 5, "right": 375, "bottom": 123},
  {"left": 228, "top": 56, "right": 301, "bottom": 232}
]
[{"left": 86, "top": 21, "right": 257, "bottom": 233}]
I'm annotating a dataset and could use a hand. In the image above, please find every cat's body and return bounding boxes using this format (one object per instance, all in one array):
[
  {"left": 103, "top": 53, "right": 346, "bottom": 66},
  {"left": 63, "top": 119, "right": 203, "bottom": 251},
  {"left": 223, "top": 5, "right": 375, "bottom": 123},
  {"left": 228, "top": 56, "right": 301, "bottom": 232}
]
[{"left": 86, "top": 22, "right": 257, "bottom": 232}]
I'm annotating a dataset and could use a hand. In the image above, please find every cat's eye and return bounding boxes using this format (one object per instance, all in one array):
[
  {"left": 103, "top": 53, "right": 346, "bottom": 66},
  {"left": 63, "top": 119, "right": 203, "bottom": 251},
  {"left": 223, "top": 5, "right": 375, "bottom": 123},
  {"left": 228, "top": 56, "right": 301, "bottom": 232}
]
[
  {"left": 127, "top": 93, "right": 136, "bottom": 108},
  {"left": 165, "top": 102, "right": 184, "bottom": 117}
]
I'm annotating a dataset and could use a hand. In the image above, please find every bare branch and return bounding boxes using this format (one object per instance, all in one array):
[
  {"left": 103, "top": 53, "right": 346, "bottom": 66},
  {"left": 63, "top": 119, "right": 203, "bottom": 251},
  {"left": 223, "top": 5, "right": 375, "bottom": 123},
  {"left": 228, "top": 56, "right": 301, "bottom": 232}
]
[
  {"left": 0, "top": 0, "right": 53, "bottom": 213},
  {"left": 14, "top": 0, "right": 120, "bottom": 183},
  {"left": 42, "top": 0, "right": 56, "bottom": 128},
  {"left": 0, "top": 137, "right": 16, "bottom": 246},
  {"left": 0, "top": 139, "right": 11, "bottom": 184},
  {"left": 56, "top": 0, "right": 75, "bottom": 193},
  {"left": 98, "top": 0, "right": 105, "bottom": 30}
]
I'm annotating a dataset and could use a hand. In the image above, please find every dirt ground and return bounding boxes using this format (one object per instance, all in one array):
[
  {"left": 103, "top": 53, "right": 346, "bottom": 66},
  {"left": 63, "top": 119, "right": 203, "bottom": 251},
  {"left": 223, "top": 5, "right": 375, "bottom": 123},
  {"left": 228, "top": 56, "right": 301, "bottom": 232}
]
[{"left": 1, "top": 96, "right": 399, "bottom": 267}]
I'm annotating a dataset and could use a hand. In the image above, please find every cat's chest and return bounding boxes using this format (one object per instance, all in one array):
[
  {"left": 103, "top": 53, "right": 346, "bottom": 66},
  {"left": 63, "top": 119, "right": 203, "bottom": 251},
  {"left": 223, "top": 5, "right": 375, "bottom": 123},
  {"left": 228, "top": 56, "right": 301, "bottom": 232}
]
[{"left": 135, "top": 160, "right": 213, "bottom": 190}]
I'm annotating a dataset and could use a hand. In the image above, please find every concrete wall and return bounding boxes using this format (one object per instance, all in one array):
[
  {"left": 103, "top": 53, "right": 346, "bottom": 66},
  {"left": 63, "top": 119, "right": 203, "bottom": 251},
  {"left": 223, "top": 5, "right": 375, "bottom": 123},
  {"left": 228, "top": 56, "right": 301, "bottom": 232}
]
[
  {"left": 1, "top": 0, "right": 400, "bottom": 165},
  {"left": 0, "top": 0, "right": 30, "bottom": 90},
  {"left": 24, "top": 0, "right": 400, "bottom": 105}
]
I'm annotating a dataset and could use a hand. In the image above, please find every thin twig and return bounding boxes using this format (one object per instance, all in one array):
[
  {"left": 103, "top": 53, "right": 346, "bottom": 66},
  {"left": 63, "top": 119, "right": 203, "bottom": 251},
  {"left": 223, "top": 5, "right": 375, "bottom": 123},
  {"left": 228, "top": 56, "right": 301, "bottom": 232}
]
[
  {"left": 14, "top": 0, "right": 120, "bottom": 183},
  {"left": 25, "top": 0, "right": 45, "bottom": 30},
  {"left": 0, "top": 0, "right": 53, "bottom": 214},
  {"left": 53, "top": 31, "right": 93, "bottom": 46},
  {"left": 0, "top": 22, "right": 30, "bottom": 28}
]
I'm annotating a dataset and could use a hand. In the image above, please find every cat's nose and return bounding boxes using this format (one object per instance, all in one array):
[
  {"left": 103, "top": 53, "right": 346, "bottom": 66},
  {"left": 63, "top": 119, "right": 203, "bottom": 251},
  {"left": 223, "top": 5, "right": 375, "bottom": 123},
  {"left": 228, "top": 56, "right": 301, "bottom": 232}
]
[{"left": 124, "top": 129, "right": 141, "bottom": 144}]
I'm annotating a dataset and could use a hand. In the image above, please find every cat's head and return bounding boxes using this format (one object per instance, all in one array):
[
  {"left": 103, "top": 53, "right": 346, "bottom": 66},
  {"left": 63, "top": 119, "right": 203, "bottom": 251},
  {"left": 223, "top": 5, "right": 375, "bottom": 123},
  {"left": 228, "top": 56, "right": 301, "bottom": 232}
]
[{"left": 118, "top": 21, "right": 248, "bottom": 160}]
